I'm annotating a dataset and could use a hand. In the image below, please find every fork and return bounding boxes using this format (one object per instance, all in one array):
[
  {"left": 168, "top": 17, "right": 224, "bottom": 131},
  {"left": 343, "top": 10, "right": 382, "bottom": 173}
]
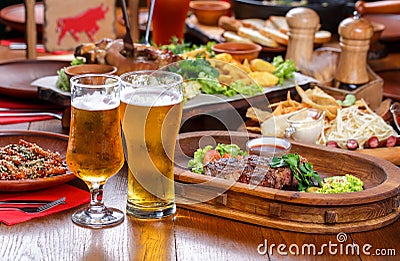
[
  {"left": 0, "top": 112, "right": 63, "bottom": 120},
  {"left": 0, "top": 197, "right": 66, "bottom": 214}
]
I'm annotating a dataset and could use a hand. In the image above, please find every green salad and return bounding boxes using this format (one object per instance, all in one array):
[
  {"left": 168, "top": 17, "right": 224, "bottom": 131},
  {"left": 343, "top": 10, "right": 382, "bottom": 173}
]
[
  {"left": 272, "top": 56, "right": 298, "bottom": 85},
  {"left": 56, "top": 58, "right": 85, "bottom": 92},
  {"left": 188, "top": 144, "right": 247, "bottom": 174},
  {"left": 159, "top": 37, "right": 216, "bottom": 56},
  {"left": 172, "top": 58, "right": 263, "bottom": 100}
]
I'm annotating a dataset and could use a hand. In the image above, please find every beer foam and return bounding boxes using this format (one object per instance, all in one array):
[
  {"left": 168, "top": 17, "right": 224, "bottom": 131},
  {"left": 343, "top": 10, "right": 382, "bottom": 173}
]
[
  {"left": 72, "top": 93, "right": 119, "bottom": 111},
  {"left": 121, "top": 88, "right": 182, "bottom": 107}
]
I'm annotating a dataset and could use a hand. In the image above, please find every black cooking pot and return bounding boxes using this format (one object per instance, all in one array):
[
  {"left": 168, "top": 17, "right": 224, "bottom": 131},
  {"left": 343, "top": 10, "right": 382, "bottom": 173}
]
[{"left": 230, "top": 0, "right": 350, "bottom": 33}]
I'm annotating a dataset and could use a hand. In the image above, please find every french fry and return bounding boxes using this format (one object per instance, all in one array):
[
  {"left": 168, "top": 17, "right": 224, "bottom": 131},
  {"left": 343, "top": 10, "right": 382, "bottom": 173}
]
[
  {"left": 246, "top": 106, "right": 273, "bottom": 123},
  {"left": 295, "top": 84, "right": 340, "bottom": 120}
]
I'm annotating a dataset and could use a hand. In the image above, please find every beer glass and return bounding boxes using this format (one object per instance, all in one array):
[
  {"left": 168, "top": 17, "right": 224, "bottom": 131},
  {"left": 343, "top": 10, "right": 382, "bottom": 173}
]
[
  {"left": 120, "top": 70, "right": 183, "bottom": 219},
  {"left": 67, "top": 74, "right": 125, "bottom": 228}
]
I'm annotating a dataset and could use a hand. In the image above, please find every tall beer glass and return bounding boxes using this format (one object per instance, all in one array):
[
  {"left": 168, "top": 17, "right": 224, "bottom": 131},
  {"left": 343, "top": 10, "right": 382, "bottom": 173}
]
[
  {"left": 120, "top": 70, "right": 183, "bottom": 219},
  {"left": 67, "top": 74, "right": 125, "bottom": 228}
]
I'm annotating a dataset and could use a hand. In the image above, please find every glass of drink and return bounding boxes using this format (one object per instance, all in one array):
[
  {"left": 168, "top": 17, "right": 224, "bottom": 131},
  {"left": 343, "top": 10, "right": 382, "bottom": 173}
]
[
  {"left": 66, "top": 74, "right": 125, "bottom": 228},
  {"left": 148, "top": 0, "right": 191, "bottom": 45},
  {"left": 120, "top": 70, "right": 183, "bottom": 219}
]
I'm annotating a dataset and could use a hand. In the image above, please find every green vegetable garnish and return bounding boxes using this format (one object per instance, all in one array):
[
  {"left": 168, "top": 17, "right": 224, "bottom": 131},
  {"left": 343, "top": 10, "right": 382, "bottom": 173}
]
[
  {"left": 188, "top": 145, "right": 213, "bottom": 174},
  {"left": 229, "top": 80, "right": 263, "bottom": 96},
  {"left": 159, "top": 37, "right": 216, "bottom": 56},
  {"left": 187, "top": 144, "right": 247, "bottom": 174},
  {"left": 337, "top": 94, "right": 356, "bottom": 107},
  {"left": 173, "top": 58, "right": 219, "bottom": 79},
  {"left": 269, "top": 153, "right": 322, "bottom": 192},
  {"left": 272, "top": 56, "right": 298, "bottom": 85},
  {"left": 215, "top": 143, "right": 247, "bottom": 158},
  {"left": 55, "top": 58, "right": 85, "bottom": 92},
  {"left": 316, "top": 174, "right": 364, "bottom": 194}
]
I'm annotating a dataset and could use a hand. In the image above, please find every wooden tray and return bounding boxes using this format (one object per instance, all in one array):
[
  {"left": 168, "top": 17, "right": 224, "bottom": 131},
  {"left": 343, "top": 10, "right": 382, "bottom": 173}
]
[{"left": 174, "top": 131, "right": 400, "bottom": 234}]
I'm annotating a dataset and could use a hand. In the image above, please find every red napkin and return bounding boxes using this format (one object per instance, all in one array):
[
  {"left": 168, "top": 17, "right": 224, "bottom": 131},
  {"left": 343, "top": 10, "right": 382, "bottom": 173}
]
[
  {"left": 0, "top": 97, "right": 64, "bottom": 124},
  {"left": 0, "top": 39, "right": 68, "bottom": 55},
  {"left": 0, "top": 184, "right": 90, "bottom": 225}
]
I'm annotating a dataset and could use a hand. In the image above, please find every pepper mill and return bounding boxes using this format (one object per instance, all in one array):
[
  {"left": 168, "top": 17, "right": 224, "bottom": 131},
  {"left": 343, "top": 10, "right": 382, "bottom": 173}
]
[
  {"left": 334, "top": 12, "right": 374, "bottom": 90},
  {"left": 285, "top": 7, "right": 320, "bottom": 71}
]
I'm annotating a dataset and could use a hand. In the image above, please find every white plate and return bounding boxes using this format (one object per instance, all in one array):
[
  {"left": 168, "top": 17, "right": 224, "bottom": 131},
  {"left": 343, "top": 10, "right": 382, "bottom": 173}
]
[{"left": 31, "top": 72, "right": 316, "bottom": 109}]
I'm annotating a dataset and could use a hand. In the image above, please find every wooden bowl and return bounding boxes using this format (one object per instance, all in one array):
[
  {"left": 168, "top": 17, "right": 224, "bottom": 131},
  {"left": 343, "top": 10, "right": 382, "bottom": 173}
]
[
  {"left": 190, "top": 0, "right": 231, "bottom": 26},
  {"left": 64, "top": 64, "right": 117, "bottom": 80},
  {"left": 211, "top": 42, "right": 262, "bottom": 62},
  {"left": 175, "top": 131, "right": 400, "bottom": 234}
]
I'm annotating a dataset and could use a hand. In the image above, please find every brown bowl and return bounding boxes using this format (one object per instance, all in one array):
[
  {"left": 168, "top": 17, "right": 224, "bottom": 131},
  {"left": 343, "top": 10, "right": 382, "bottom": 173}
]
[
  {"left": 64, "top": 64, "right": 117, "bottom": 80},
  {"left": 190, "top": 0, "right": 231, "bottom": 26},
  {"left": 211, "top": 42, "right": 262, "bottom": 62}
]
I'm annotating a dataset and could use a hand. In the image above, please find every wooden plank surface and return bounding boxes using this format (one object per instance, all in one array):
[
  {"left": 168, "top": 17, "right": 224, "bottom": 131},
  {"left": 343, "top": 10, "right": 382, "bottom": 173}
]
[{"left": 0, "top": 119, "right": 398, "bottom": 260}]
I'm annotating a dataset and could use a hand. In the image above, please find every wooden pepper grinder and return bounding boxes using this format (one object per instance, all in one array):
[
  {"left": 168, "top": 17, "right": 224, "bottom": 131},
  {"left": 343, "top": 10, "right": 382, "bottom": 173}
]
[
  {"left": 334, "top": 12, "right": 374, "bottom": 90},
  {"left": 285, "top": 7, "right": 320, "bottom": 71}
]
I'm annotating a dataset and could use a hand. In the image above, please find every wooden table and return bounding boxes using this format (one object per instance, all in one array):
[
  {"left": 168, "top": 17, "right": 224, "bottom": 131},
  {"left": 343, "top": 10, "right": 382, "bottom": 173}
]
[{"left": 0, "top": 118, "right": 399, "bottom": 260}]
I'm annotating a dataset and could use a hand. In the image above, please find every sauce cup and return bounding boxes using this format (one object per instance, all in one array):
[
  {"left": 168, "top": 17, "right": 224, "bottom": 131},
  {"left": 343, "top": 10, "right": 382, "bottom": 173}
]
[
  {"left": 246, "top": 136, "right": 291, "bottom": 158},
  {"left": 284, "top": 108, "right": 325, "bottom": 144}
]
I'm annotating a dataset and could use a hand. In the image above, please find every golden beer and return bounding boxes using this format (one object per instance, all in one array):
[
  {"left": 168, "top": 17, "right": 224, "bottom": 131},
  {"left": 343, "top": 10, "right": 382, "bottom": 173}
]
[
  {"left": 67, "top": 102, "right": 124, "bottom": 185},
  {"left": 122, "top": 86, "right": 183, "bottom": 218},
  {"left": 67, "top": 74, "right": 125, "bottom": 228}
]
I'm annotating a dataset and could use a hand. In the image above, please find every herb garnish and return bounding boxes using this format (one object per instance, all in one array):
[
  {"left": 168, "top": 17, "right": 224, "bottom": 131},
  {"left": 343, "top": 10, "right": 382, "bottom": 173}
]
[{"left": 269, "top": 153, "right": 322, "bottom": 191}]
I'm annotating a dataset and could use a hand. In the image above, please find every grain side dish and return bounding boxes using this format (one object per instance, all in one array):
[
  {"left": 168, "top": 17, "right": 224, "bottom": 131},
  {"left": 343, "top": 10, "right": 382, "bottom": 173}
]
[{"left": 0, "top": 139, "right": 68, "bottom": 180}]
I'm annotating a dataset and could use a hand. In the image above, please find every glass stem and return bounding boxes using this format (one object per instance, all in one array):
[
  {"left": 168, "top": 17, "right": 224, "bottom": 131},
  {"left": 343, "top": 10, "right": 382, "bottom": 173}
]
[{"left": 87, "top": 182, "right": 106, "bottom": 214}]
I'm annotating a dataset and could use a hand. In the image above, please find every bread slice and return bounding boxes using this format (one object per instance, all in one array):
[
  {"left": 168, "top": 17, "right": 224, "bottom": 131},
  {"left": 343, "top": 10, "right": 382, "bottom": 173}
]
[
  {"left": 218, "top": 16, "right": 242, "bottom": 33},
  {"left": 241, "top": 18, "right": 265, "bottom": 30},
  {"left": 258, "top": 27, "right": 289, "bottom": 46},
  {"left": 223, "top": 31, "right": 254, "bottom": 44},
  {"left": 237, "top": 27, "right": 279, "bottom": 48},
  {"left": 269, "top": 16, "right": 289, "bottom": 34},
  {"left": 264, "top": 19, "right": 279, "bottom": 30},
  {"left": 314, "top": 30, "right": 332, "bottom": 44}
]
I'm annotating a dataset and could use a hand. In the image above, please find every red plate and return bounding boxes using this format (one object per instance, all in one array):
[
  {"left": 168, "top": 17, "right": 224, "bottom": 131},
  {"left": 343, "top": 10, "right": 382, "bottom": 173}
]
[
  {"left": 0, "top": 3, "right": 43, "bottom": 33},
  {"left": 0, "top": 130, "right": 75, "bottom": 192}
]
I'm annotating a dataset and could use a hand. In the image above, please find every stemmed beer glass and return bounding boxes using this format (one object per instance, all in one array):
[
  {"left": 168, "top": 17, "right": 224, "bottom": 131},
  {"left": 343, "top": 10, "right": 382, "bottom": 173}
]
[{"left": 66, "top": 74, "right": 125, "bottom": 228}]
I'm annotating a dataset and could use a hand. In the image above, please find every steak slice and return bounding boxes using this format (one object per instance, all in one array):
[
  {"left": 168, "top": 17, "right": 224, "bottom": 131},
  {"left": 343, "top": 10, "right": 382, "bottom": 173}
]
[{"left": 203, "top": 154, "right": 299, "bottom": 190}]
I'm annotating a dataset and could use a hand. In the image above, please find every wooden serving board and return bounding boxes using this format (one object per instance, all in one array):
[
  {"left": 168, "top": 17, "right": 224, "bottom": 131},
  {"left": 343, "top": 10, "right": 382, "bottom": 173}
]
[
  {"left": 359, "top": 146, "right": 400, "bottom": 166},
  {"left": 174, "top": 131, "right": 400, "bottom": 234}
]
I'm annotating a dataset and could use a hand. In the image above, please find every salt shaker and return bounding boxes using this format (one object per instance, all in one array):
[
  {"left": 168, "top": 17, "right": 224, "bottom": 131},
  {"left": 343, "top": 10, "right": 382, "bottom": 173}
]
[
  {"left": 285, "top": 7, "right": 320, "bottom": 71},
  {"left": 334, "top": 12, "right": 374, "bottom": 90}
]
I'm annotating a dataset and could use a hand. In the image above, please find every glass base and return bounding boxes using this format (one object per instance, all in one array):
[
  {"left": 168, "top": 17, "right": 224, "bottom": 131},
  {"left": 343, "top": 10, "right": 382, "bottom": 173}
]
[
  {"left": 126, "top": 202, "right": 176, "bottom": 219},
  {"left": 72, "top": 207, "right": 124, "bottom": 228}
]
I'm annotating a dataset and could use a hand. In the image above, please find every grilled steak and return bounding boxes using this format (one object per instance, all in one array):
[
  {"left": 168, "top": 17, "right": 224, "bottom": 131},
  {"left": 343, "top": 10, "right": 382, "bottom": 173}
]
[{"left": 204, "top": 154, "right": 299, "bottom": 190}]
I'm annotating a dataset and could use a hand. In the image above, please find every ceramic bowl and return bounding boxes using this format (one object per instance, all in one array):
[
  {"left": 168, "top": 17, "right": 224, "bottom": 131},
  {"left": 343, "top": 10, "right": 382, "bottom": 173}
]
[
  {"left": 190, "top": 1, "right": 231, "bottom": 26},
  {"left": 211, "top": 42, "right": 262, "bottom": 62},
  {"left": 64, "top": 64, "right": 117, "bottom": 80},
  {"left": 246, "top": 136, "right": 292, "bottom": 158}
]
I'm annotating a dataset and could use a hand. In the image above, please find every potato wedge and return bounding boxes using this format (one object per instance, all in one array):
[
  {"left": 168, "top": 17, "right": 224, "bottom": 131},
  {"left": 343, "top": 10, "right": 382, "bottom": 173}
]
[
  {"left": 248, "top": 71, "right": 279, "bottom": 87},
  {"left": 250, "top": 58, "right": 276, "bottom": 73}
]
